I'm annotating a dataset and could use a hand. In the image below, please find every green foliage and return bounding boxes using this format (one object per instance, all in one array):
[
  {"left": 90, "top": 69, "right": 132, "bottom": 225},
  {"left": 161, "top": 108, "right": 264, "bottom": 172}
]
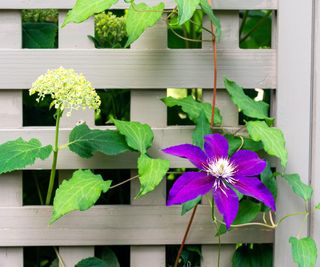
[
  {"left": 181, "top": 196, "right": 201, "bottom": 216},
  {"left": 125, "top": 2, "right": 165, "bottom": 47},
  {"left": 246, "top": 120, "right": 288, "bottom": 167},
  {"left": 22, "top": 22, "right": 58, "bottom": 48},
  {"left": 176, "top": 0, "right": 200, "bottom": 25},
  {"left": 192, "top": 110, "right": 211, "bottom": 148},
  {"left": 261, "top": 162, "right": 277, "bottom": 200},
  {"left": 113, "top": 119, "right": 154, "bottom": 154},
  {"left": 162, "top": 96, "right": 222, "bottom": 126},
  {"left": 68, "top": 123, "right": 130, "bottom": 158},
  {"left": 217, "top": 200, "right": 261, "bottom": 235},
  {"left": 136, "top": 154, "right": 170, "bottom": 197},
  {"left": 62, "top": 0, "right": 119, "bottom": 27},
  {"left": 282, "top": 174, "right": 313, "bottom": 201},
  {"left": 22, "top": 9, "right": 59, "bottom": 23},
  {"left": 50, "top": 170, "right": 111, "bottom": 223},
  {"left": 199, "top": 0, "right": 221, "bottom": 40},
  {"left": 232, "top": 244, "right": 273, "bottom": 267},
  {"left": 93, "top": 12, "right": 127, "bottom": 48},
  {"left": 99, "top": 247, "right": 120, "bottom": 267},
  {"left": 225, "top": 134, "right": 263, "bottom": 156},
  {"left": 240, "top": 10, "right": 272, "bottom": 49},
  {"left": 75, "top": 257, "right": 108, "bottom": 267},
  {"left": 224, "top": 77, "right": 271, "bottom": 121},
  {"left": 0, "top": 138, "right": 52, "bottom": 174},
  {"left": 290, "top": 237, "right": 317, "bottom": 267},
  {"left": 316, "top": 203, "right": 320, "bottom": 210}
]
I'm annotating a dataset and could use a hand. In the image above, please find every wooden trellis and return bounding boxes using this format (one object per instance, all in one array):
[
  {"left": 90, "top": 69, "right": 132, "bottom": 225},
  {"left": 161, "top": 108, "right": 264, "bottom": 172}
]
[{"left": 0, "top": 0, "right": 317, "bottom": 266}]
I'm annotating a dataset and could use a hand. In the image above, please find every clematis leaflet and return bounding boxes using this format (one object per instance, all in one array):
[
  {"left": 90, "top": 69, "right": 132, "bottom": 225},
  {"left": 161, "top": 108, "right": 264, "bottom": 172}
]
[{"left": 163, "top": 133, "right": 276, "bottom": 229}]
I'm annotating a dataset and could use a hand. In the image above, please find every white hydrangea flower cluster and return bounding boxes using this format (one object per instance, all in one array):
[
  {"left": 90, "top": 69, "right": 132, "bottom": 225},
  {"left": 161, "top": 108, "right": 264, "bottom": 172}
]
[{"left": 30, "top": 67, "right": 101, "bottom": 116}]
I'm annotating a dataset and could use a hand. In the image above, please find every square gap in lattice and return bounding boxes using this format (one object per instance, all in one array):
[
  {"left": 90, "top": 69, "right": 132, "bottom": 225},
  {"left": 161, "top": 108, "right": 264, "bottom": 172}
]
[
  {"left": 23, "top": 91, "right": 56, "bottom": 127},
  {"left": 94, "top": 169, "right": 131, "bottom": 205},
  {"left": 95, "top": 89, "right": 130, "bottom": 126},
  {"left": 166, "top": 88, "right": 202, "bottom": 126},
  {"left": 93, "top": 10, "right": 128, "bottom": 48},
  {"left": 23, "top": 170, "right": 59, "bottom": 206},
  {"left": 239, "top": 10, "right": 272, "bottom": 49},
  {"left": 166, "top": 245, "right": 202, "bottom": 267},
  {"left": 95, "top": 246, "right": 130, "bottom": 266},
  {"left": 167, "top": 10, "right": 203, "bottom": 49},
  {"left": 21, "top": 9, "right": 59, "bottom": 49},
  {"left": 238, "top": 88, "right": 272, "bottom": 125},
  {"left": 24, "top": 246, "right": 58, "bottom": 267}
]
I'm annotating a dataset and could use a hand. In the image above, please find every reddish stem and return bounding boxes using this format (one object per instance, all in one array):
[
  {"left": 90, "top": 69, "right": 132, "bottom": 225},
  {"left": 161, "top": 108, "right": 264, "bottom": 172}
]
[{"left": 173, "top": 1, "right": 218, "bottom": 266}]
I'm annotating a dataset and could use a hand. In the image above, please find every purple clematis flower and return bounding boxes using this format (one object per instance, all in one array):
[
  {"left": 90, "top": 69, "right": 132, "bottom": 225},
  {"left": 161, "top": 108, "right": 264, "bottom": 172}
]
[{"left": 163, "top": 133, "right": 275, "bottom": 229}]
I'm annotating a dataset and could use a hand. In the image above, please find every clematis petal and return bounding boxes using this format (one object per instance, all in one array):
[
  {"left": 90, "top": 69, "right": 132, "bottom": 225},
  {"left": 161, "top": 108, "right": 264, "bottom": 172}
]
[
  {"left": 233, "top": 176, "right": 276, "bottom": 211},
  {"left": 231, "top": 150, "right": 266, "bottom": 176},
  {"left": 162, "top": 144, "right": 208, "bottom": 170},
  {"left": 213, "top": 185, "right": 239, "bottom": 229},
  {"left": 204, "top": 134, "right": 229, "bottom": 159},
  {"left": 167, "top": 172, "right": 213, "bottom": 205}
]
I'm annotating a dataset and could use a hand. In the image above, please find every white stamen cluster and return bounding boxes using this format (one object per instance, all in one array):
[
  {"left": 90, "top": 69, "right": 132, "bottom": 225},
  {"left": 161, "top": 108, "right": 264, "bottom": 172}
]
[
  {"left": 29, "top": 67, "right": 101, "bottom": 117},
  {"left": 204, "top": 158, "right": 237, "bottom": 196}
]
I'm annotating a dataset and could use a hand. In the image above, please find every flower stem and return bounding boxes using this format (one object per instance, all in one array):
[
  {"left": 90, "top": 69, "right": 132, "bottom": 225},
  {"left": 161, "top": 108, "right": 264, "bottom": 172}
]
[
  {"left": 45, "top": 108, "right": 62, "bottom": 205},
  {"left": 109, "top": 175, "right": 139, "bottom": 189}
]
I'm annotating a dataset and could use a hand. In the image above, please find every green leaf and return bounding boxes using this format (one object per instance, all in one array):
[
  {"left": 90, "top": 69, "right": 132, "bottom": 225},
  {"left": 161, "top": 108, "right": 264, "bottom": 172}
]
[
  {"left": 224, "top": 77, "right": 272, "bottom": 121},
  {"left": 161, "top": 96, "right": 222, "bottom": 126},
  {"left": 125, "top": 2, "right": 165, "bottom": 47},
  {"left": 290, "top": 237, "right": 317, "bottom": 267},
  {"left": 246, "top": 120, "right": 288, "bottom": 167},
  {"left": 62, "top": 0, "right": 118, "bottom": 27},
  {"left": 75, "top": 257, "right": 108, "bottom": 267},
  {"left": 199, "top": 0, "right": 221, "bottom": 41},
  {"left": 232, "top": 244, "right": 273, "bottom": 267},
  {"left": 181, "top": 196, "right": 201, "bottom": 216},
  {"left": 261, "top": 162, "right": 277, "bottom": 200},
  {"left": 282, "top": 174, "right": 313, "bottom": 201},
  {"left": 22, "top": 22, "right": 57, "bottom": 48},
  {"left": 192, "top": 110, "right": 211, "bottom": 148},
  {"left": 217, "top": 200, "right": 261, "bottom": 235},
  {"left": 68, "top": 123, "right": 130, "bottom": 158},
  {"left": 316, "top": 203, "right": 320, "bottom": 210},
  {"left": 137, "top": 154, "right": 170, "bottom": 198},
  {"left": 100, "top": 247, "right": 120, "bottom": 267},
  {"left": 50, "top": 170, "right": 111, "bottom": 223},
  {"left": 225, "top": 134, "right": 263, "bottom": 156},
  {"left": 0, "top": 138, "right": 52, "bottom": 174},
  {"left": 113, "top": 119, "right": 154, "bottom": 154},
  {"left": 176, "top": 0, "right": 200, "bottom": 25}
]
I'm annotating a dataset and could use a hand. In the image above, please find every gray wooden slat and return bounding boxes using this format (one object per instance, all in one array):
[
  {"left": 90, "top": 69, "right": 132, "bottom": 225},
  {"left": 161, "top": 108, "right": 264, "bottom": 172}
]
[
  {"left": 201, "top": 245, "right": 235, "bottom": 267},
  {"left": 310, "top": 0, "right": 320, "bottom": 252},
  {"left": 274, "top": 0, "right": 313, "bottom": 265},
  {"left": 130, "top": 18, "right": 167, "bottom": 267},
  {"left": 0, "top": 127, "right": 240, "bottom": 170},
  {"left": 57, "top": 12, "right": 96, "bottom": 267},
  {"left": 0, "top": 0, "right": 278, "bottom": 10},
  {"left": 0, "top": 10, "right": 23, "bottom": 267},
  {"left": 0, "top": 205, "right": 274, "bottom": 246},
  {"left": 0, "top": 49, "right": 276, "bottom": 89}
]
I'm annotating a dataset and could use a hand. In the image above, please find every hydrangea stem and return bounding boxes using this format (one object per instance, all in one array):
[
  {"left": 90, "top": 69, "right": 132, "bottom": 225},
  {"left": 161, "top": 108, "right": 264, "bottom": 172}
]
[{"left": 45, "top": 108, "right": 62, "bottom": 205}]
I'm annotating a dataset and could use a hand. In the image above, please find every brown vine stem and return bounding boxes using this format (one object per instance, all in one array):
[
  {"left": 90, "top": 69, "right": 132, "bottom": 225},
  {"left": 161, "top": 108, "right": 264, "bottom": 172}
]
[{"left": 173, "top": 1, "right": 218, "bottom": 266}]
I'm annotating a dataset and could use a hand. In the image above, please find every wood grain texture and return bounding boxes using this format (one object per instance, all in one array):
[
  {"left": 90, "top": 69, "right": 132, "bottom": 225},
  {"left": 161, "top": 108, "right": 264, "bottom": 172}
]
[
  {"left": 0, "top": 205, "right": 274, "bottom": 246},
  {"left": 311, "top": 0, "right": 320, "bottom": 251},
  {"left": 0, "top": 0, "right": 278, "bottom": 10},
  {"left": 0, "top": 49, "right": 276, "bottom": 89},
  {"left": 0, "top": 127, "right": 242, "bottom": 169},
  {"left": 275, "top": 0, "right": 313, "bottom": 266}
]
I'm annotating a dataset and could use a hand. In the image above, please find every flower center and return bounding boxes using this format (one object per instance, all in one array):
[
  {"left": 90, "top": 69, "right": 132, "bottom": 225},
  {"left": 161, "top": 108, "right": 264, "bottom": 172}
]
[{"left": 205, "top": 158, "right": 236, "bottom": 180}]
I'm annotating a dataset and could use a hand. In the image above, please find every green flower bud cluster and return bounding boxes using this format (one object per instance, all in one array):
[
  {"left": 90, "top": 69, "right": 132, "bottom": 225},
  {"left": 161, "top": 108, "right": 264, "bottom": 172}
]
[
  {"left": 22, "top": 9, "right": 58, "bottom": 23},
  {"left": 30, "top": 67, "right": 101, "bottom": 117},
  {"left": 95, "top": 12, "right": 127, "bottom": 48}
]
